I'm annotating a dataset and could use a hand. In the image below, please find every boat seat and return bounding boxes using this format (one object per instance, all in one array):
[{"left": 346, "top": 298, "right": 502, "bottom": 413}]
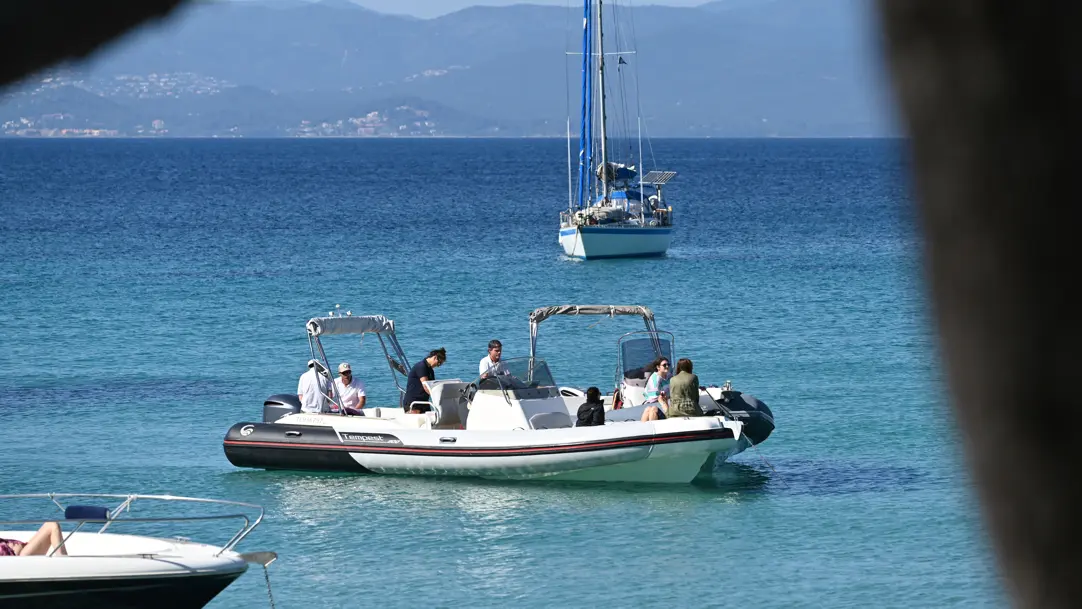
[
  {"left": 65, "top": 505, "right": 110, "bottom": 522},
  {"left": 430, "top": 381, "right": 470, "bottom": 429},
  {"left": 529, "top": 411, "right": 573, "bottom": 430},
  {"left": 397, "top": 413, "right": 431, "bottom": 429}
]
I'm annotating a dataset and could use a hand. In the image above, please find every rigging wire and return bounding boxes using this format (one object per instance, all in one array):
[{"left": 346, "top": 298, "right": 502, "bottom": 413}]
[{"left": 626, "top": 0, "right": 657, "bottom": 171}]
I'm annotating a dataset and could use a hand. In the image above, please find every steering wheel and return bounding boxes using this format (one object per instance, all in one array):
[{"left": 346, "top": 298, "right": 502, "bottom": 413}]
[{"left": 460, "top": 382, "right": 478, "bottom": 404}]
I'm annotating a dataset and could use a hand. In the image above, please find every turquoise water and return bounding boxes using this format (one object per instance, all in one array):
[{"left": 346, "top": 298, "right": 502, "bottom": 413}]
[{"left": 0, "top": 139, "right": 1004, "bottom": 607}]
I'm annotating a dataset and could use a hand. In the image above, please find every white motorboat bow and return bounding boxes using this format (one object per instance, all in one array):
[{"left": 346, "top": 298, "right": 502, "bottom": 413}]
[
  {"left": 224, "top": 313, "right": 744, "bottom": 483},
  {"left": 527, "top": 304, "right": 776, "bottom": 452},
  {"left": 0, "top": 493, "right": 274, "bottom": 609}
]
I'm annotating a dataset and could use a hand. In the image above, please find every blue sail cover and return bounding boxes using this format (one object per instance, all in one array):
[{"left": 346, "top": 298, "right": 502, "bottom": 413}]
[
  {"left": 596, "top": 162, "right": 638, "bottom": 183},
  {"left": 596, "top": 190, "right": 645, "bottom": 202},
  {"left": 613, "top": 165, "right": 637, "bottom": 182},
  {"left": 575, "top": 0, "right": 593, "bottom": 211}
]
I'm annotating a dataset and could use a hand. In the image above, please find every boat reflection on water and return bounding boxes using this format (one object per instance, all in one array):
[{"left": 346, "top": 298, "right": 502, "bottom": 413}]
[
  {"left": 257, "top": 460, "right": 775, "bottom": 520},
  {"left": 233, "top": 463, "right": 774, "bottom": 599}
]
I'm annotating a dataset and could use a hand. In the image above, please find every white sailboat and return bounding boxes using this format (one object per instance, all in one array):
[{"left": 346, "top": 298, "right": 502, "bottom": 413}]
[{"left": 560, "top": 0, "right": 677, "bottom": 260}]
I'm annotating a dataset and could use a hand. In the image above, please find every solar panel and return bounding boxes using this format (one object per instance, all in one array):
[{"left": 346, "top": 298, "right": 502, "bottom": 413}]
[{"left": 641, "top": 170, "right": 677, "bottom": 185}]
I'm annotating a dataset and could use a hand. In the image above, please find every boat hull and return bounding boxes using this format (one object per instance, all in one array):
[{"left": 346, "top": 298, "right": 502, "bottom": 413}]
[
  {"left": 0, "top": 530, "right": 250, "bottom": 609},
  {"left": 223, "top": 416, "right": 738, "bottom": 483},
  {"left": 0, "top": 572, "right": 244, "bottom": 609},
  {"left": 559, "top": 226, "right": 672, "bottom": 259}
]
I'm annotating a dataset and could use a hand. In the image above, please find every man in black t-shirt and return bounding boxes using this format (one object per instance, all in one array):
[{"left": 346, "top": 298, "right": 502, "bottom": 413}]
[{"left": 402, "top": 348, "right": 446, "bottom": 413}]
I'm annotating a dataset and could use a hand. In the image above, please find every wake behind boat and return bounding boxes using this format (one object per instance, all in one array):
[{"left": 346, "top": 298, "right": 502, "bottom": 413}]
[
  {"left": 0, "top": 493, "right": 274, "bottom": 609},
  {"left": 223, "top": 314, "right": 743, "bottom": 483},
  {"left": 559, "top": 0, "right": 678, "bottom": 259}
]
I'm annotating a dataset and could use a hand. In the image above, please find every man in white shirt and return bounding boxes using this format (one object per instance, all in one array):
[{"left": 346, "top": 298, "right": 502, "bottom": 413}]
[
  {"left": 333, "top": 362, "right": 366, "bottom": 413},
  {"left": 297, "top": 359, "right": 332, "bottom": 413},
  {"left": 478, "top": 339, "right": 507, "bottom": 378}
]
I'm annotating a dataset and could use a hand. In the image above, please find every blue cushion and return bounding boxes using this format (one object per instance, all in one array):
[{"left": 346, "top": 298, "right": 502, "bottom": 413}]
[{"left": 64, "top": 505, "right": 109, "bottom": 521}]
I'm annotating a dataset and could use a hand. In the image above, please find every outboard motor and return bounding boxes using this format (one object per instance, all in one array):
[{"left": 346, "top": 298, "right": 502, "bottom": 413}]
[
  {"left": 263, "top": 394, "right": 301, "bottom": 423},
  {"left": 704, "top": 388, "right": 775, "bottom": 446}
]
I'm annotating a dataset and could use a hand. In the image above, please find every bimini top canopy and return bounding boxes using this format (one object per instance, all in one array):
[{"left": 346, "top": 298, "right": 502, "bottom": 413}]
[
  {"left": 306, "top": 315, "right": 396, "bottom": 337},
  {"left": 528, "top": 305, "right": 654, "bottom": 326},
  {"left": 529, "top": 305, "right": 660, "bottom": 360}
]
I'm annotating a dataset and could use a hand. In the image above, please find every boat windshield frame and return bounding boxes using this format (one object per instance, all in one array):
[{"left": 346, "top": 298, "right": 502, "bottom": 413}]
[
  {"left": 474, "top": 357, "right": 561, "bottom": 401},
  {"left": 0, "top": 493, "right": 264, "bottom": 557},
  {"left": 616, "top": 330, "right": 675, "bottom": 388}
]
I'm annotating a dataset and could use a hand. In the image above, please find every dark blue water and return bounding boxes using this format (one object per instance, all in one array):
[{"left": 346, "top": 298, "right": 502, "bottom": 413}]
[{"left": 0, "top": 138, "right": 1003, "bottom": 607}]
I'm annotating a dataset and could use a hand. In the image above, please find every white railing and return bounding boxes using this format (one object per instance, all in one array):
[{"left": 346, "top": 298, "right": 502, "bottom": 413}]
[{"left": 0, "top": 493, "right": 264, "bottom": 557}]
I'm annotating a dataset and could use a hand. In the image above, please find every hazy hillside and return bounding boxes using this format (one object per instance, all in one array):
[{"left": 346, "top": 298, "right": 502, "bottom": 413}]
[{"left": 0, "top": 0, "right": 897, "bottom": 137}]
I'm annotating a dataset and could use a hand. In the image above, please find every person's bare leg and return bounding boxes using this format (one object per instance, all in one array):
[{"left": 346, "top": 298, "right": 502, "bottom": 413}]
[
  {"left": 18, "top": 522, "right": 67, "bottom": 556},
  {"left": 641, "top": 406, "right": 659, "bottom": 421}
]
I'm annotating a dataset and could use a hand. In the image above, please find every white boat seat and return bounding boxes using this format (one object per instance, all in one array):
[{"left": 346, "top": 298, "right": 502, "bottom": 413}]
[
  {"left": 430, "top": 381, "right": 470, "bottom": 429},
  {"left": 529, "top": 411, "right": 573, "bottom": 430},
  {"left": 619, "top": 382, "right": 648, "bottom": 408},
  {"left": 397, "top": 413, "right": 431, "bottom": 429}
]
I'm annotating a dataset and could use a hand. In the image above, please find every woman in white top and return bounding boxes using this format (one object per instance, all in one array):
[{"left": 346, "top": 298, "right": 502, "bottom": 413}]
[{"left": 640, "top": 357, "right": 671, "bottom": 422}]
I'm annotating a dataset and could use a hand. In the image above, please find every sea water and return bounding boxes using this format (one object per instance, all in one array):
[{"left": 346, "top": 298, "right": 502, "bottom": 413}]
[{"left": 0, "top": 138, "right": 1004, "bottom": 607}]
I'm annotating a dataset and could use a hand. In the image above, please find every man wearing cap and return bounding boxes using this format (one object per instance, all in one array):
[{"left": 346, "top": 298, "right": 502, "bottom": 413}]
[
  {"left": 297, "top": 359, "right": 333, "bottom": 414},
  {"left": 334, "top": 362, "right": 366, "bottom": 414}
]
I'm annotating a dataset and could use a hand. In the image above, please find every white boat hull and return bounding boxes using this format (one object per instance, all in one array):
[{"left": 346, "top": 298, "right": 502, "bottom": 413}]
[
  {"left": 0, "top": 532, "right": 248, "bottom": 609},
  {"left": 559, "top": 225, "right": 672, "bottom": 259},
  {"left": 224, "top": 413, "right": 740, "bottom": 484}
]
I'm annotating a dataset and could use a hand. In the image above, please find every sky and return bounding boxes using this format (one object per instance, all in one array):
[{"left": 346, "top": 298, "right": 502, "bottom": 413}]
[{"left": 352, "top": 1, "right": 712, "bottom": 19}]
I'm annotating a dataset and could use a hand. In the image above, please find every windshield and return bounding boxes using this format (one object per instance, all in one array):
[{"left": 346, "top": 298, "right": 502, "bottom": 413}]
[
  {"left": 476, "top": 357, "right": 559, "bottom": 398},
  {"left": 619, "top": 333, "right": 674, "bottom": 380}
]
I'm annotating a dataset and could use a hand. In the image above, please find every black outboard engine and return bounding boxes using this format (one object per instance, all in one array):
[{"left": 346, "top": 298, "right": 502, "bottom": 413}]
[
  {"left": 707, "top": 389, "right": 775, "bottom": 446},
  {"left": 264, "top": 393, "right": 301, "bottom": 423}
]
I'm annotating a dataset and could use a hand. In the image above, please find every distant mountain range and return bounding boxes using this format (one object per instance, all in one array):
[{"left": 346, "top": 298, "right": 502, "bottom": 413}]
[{"left": 0, "top": 0, "right": 898, "bottom": 137}]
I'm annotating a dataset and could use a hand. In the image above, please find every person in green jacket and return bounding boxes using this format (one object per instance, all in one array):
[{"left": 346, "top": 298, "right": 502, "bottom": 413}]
[{"left": 667, "top": 358, "right": 704, "bottom": 418}]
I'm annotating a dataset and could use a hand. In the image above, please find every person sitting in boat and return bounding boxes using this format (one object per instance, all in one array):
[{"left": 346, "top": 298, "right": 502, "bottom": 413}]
[
  {"left": 667, "top": 358, "right": 705, "bottom": 418},
  {"left": 0, "top": 522, "right": 67, "bottom": 557},
  {"left": 297, "top": 359, "right": 333, "bottom": 414},
  {"left": 402, "top": 348, "right": 446, "bottom": 414},
  {"left": 576, "top": 386, "right": 606, "bottom": 427},
  {"left": 640, "top": 357, "right": 671, "bottom": 421},
  {"left": 334, "top": 362, "right": 366, "bottom": 416},
  {"left": 479, "top": 339, "right": 508, "bottom": 379}
]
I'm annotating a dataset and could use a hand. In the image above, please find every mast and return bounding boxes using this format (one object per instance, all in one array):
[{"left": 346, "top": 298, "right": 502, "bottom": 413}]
[
  {"left": 638, "top": 115, "right": 644, "bottom": 221},
  {"left": 596, "top": 0, "right": 609, "bottom": 202},
  {"left": 567, "top": 117, "right": 573, "bottom": 214}
]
